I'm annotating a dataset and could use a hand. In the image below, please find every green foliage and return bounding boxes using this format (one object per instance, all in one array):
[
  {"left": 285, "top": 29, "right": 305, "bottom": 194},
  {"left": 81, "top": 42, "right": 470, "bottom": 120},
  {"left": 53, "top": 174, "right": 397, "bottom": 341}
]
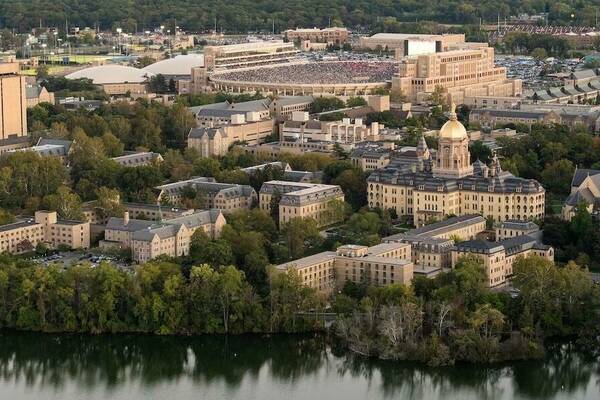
[
  {"left": 310, "top": 97, "right": 345, "bottom": 113},
  {"left": 7, "top": 1, "right": 593, "bottom": 36},
  {"left": 0, "top": 151, "right": 69, "bottom": 210},
  {"left": 323, "top": 160, "right": 367, "bottom": 210},
  {"left": 496, "top": 124, "right": 600, "bottom": 198},
  {"left": 0, "top": 254, "right": 325, "bottom": 335},
  {"left": 346, "top": 97, "right": 367, "bottom": 108}
]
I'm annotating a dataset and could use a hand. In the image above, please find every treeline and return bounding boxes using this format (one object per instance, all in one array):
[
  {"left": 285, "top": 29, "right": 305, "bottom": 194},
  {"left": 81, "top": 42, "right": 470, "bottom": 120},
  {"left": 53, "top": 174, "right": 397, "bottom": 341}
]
[
  {"left": 499, "top": 33, "right": 572, "bottom": 58},
  {"left": 0, "top": 254, "right": 323, "bottom": 334},
  {"left": 1, "top": 0, "right": 598, "bottom": 33},
  {"left": 543, "top": 206, "right": 600, "bottom": 270},
  {"left": 487, "top": 123, "right": 600, "bottom": 200},
  {"left": 334, "top": 255, "right": 600, "bottom": 365}
]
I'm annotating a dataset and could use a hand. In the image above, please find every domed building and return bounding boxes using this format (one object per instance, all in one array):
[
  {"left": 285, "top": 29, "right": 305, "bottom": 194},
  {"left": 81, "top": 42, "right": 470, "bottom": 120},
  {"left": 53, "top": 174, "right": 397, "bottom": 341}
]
[
  {"left": 368, "top": 105, "right": 545, "bottom": 226},
  {"left": 65, "top": 65, "right": 154, "bottom": 95}
]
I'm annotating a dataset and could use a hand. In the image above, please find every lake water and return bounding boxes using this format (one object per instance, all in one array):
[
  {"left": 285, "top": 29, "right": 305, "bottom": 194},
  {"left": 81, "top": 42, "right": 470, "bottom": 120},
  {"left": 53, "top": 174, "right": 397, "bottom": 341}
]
[{"left": 0, "top": 331, "right": 598, "bottom": 400}]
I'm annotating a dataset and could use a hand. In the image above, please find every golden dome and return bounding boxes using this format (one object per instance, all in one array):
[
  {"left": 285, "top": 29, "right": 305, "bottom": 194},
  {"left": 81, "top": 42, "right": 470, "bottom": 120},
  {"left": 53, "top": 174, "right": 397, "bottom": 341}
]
[{"left": 439, "top": 103, "right": 467, "bottom": 140}]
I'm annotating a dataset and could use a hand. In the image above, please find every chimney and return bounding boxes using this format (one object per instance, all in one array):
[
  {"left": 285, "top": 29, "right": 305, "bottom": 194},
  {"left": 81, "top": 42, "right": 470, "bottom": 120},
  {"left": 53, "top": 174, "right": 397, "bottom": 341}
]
[{"left": 124, "top": 211, "right": 130, "bottom": 226}]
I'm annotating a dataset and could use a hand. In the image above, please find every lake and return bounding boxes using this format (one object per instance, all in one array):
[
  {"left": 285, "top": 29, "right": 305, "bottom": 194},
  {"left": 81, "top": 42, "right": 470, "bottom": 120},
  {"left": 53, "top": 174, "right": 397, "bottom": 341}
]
[{"left": 0, "top": 331, "right": 598, "bottom": 400}]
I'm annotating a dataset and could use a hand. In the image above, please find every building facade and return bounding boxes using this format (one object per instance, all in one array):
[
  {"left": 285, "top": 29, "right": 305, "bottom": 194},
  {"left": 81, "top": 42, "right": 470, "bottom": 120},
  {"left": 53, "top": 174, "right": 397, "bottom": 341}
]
[
  {"left": 562, "top": 168, "right": 600, "bottom": 221},
  {"left": 383, "top": 215, "right": 486, "bottom": 273},
  {"left": 104, "top": 209, "right": 226, "bottom": 262},
  {"left": 391, "top": 45, "right": 522, "bottom": 105},
  {"left": 367, "top": 106, "right": 545, "bottom": 226},
  {"left": 188, "top": 118, "right": 274, "bottom": 157},
  {"left": 275, "top": 243, "right": 413, "bottom": 295},
  {"left": 259, "top": 180, "right": 345, "bottom": 227},
  {"left": 203, "top": 41, "right": 299, "bottom": 70},
  {"left": 359, "top": 33, "right": 465, "bottom": 52},
  {"left": 156, "top": 178, "right": 257, "bottom": 213},
  {"left": 284, "top": 27, "right": 349, "bottom": 44},
  {"left": 0, "top": 211, "right": 90, "bottom": 254},
  {"left": 452, "top": 234, "right": 554, "bottom": 287},
  {"left": 0, "top": 63, "right": 27, "bottom": 141}
]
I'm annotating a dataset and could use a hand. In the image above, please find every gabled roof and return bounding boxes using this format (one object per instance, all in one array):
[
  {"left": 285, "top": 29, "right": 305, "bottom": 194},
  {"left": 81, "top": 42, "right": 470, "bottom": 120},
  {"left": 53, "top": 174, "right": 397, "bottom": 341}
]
[
  {"left": 571, "top": 168, "right": 600, "bottom": 188},
  {"left": 188, "top": 127, "right": 224, "bottom": 139}
]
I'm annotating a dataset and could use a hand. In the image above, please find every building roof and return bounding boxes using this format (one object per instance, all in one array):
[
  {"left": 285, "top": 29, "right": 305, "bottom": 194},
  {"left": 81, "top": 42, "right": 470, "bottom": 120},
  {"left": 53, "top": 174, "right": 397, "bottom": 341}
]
[
  {"left": 156, "top": 177, "right": 255, "bottom": 199},
  {"left": 571, "top": 168, "right": 600, "bottom": 188},
  {"left": 106, "top": 217, "right": 154, "bottom": 232},
  {"left": 0, "top": 219, "right": 38, "bottom": 233},
  {"left": 276, "top": 251, "right": 337, "bottom": 270},
  {"left": 272, "top": 95, "right": 315, "bottom": 107},
  {"left": 110, "top": 209, "right": 224, "bottom": 242},
  {"left": 142, "top": 54, "right": 204, "bottom": 76},
  {"left": 66, "top": 65, "right": 154, "bottom": 84},
  {"left": 282, "top": 119, "right": 323, "bottom": 130},
  {"left": 498, "top": 219, "right": 539, "bottom": 231},
  {"left": 25, "top": 83, "right": 44, "bottom": 99},
  {"left": 241, "top": 161, "right": 290, "bottom": 174},
  {"left": 384, "top": 215, "right": 485, "bottom": 243},
  {"left": 188, "top": 127, "right": 224, "bottom": 140},
  {"left": 112, "top": 151, "right": 163, "bottom": 166},
  {"left": 454, "top": 234, "right": 550, "bottom": 255},
  {"left": 439, "top": 107, "right": 467, "bottom": 140}
]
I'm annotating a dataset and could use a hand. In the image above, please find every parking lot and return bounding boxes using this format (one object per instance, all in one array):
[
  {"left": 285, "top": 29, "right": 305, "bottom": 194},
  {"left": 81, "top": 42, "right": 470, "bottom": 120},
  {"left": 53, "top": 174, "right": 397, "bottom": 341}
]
[{"left": 31, "top": 251, "right": 133, "bottom": 270}]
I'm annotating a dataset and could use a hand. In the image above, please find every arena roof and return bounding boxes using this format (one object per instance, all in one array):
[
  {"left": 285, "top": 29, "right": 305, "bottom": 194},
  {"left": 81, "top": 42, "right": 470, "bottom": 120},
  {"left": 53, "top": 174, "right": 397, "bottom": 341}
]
[
  {"left": 66, "top": 65, "right": 153, "bottom": 84},
  {"left": 142, "top": 54, "right": 204, "bottom": 76}
]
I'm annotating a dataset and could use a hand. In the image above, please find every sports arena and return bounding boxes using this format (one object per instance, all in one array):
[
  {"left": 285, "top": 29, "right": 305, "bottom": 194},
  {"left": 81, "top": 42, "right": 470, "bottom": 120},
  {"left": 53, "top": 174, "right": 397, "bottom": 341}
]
[{"left": 209, "top": 61, "right": 397, "bottom": 96}]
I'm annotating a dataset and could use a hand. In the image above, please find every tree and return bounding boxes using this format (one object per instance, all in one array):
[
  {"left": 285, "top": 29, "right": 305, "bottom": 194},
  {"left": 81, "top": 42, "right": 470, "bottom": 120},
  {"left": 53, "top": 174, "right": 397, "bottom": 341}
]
[
  {"left": 346, "top": 97, "right": 367, "bottom": 108},
  {"left": 428, "top": 85, "right": 446, "bottom": 106},
  {"left": 531, "top": 47, "right": 548, "bottom": 61},
  {"left": 94, "top": 187, "right": 124, "bottom": 220},
  {"left": 281, "top": 218, "right": 322, "bottom": 259},
  {"left": 42, "top": 186, "right": 84, "bottom": 220},
  {"left": 36, "top": 64, "right": 50, "bottom": 80},
  {"left": 216, "top": 265, "right": 244, "bottom": 333},
  {"left": 148, "top": 74, "right": 169, "bottom": 93},
  {"left": 310, "top": 97, "right": 345, "bottom": 113},
  {"left": 541, "top": 159, "right": 575, "bottom": 196},
  {"left": 0, "top": 208, "right": 14, "bottom": 225}
]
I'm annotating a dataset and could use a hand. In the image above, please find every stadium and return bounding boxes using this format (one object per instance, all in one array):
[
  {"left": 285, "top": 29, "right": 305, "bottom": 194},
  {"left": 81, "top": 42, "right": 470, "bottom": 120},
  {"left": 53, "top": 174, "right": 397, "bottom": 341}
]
[{"left": 209, "top": 61, "right": 397, "bottom": 96}]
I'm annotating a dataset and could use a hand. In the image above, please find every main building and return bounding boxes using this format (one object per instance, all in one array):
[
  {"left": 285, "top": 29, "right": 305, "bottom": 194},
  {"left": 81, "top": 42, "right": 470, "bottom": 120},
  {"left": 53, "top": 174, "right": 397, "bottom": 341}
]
[{"left": 367, "top": 105, "right": 545, "bottom": 226}]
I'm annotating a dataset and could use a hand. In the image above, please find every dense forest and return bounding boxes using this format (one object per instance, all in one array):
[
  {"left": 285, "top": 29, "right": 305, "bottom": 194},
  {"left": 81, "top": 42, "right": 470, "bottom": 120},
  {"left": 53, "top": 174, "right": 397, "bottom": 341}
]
[{"left": 0, "top": 0, "right": 598, "bottom": 33}]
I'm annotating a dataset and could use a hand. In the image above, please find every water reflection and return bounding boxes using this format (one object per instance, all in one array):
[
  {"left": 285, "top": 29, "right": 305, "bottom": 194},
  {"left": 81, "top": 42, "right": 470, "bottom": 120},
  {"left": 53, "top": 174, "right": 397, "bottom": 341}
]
[{"left": 0, "top": 331, "right": 598, "bottom": 399}]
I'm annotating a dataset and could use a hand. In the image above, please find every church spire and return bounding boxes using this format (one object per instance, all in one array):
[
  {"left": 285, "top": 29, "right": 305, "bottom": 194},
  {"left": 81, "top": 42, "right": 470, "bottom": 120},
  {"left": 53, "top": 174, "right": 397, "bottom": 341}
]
[{"left": 416, "top": 133, "right": 429, "bottom": 159}]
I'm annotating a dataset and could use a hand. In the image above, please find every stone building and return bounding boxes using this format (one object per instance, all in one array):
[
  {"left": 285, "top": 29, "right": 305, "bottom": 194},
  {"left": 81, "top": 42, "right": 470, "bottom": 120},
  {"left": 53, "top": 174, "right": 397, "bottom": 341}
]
[
  {"left": 367, "top": 105, "right": 545, "bottom": 226},
  {"left": 275, "top": 243, "right": 413, "bottom": 295},
  {"left": 0, "top": 63, "right": 27, "bottom": 143},
  {"left": 284, "top": 27, "right": 349, "bottom": 44},
  {"left": 358, "top": 33, "right": 465, "bottom": 52},
  {"left": 25, "top": 82, "right": 55, "bottom": 108},
  {"left": 188, "top": 118, "right": 274, "bottom": 157},
  {"left": 0, "top": 211, "right": 90, "bottom": 254},
  {"left": 391, "top": 45, "right": 522, "bottom": 105},
  {"left": 259, "top": 180, "right": 345, "bottom": 227},
  {"left": 562, "top": 168, "right": 600, "bottom": 221},
  {"left": 383, "top": 214, "right": 486, "bottom": 273},
  {"left": 104, "top": 209, "right": 226, "bottom": 262},
  {"left": 452, "top": 234, "right": 554, "bottom": 288},
  {"left": 156, "top": 177, "right": 257, "bottom": 213}
]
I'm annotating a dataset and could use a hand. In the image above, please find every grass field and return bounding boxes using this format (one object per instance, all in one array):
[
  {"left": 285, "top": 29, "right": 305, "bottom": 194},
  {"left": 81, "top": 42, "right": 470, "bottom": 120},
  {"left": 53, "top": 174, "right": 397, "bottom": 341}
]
[
  {"left": 20, "top": 65, "right": 75, "bottom": 76},
  {"left": 41, "top": 54, "right": 116, "bottom": 64}
]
